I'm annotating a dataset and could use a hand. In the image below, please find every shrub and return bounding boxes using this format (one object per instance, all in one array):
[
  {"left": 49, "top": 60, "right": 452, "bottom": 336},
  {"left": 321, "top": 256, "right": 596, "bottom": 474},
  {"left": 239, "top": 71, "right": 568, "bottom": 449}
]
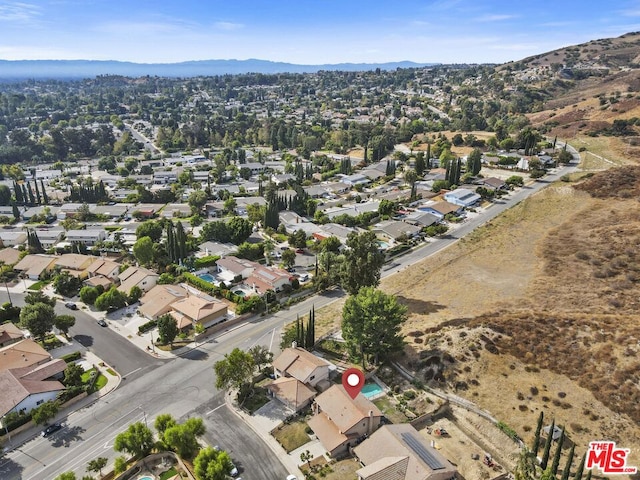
[
  {"left": 61, "top": 351, "right": 82, "bottom": 363},
  {"left": 193, "top": 255, "right": 220, "bottom": 269},
  {"left": 138, "top": 320, "right": 158, "bottom": 334}
]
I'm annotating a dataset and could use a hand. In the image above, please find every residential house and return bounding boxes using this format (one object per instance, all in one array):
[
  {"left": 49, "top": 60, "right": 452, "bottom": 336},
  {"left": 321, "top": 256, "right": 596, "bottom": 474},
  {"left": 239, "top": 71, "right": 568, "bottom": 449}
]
[
  {"left": 14, "top": 254, "right": 57, "bottom": 280},
  {"left": 313, "top": 223, "right": 355, "bottom": 245},
  {"left": 138, "top": 284, "right": 187, "bottom": 320},
  {"left": 85, "top": 258, "right": 120, "bottom": 283},
  {"left": 417, "top": 201, "right": 462, "bottom": 221},
  {"left": 0, "top": 247, "right": 21, "bottom": 266},
  {"left": 308, "top": 384, "right": 383, "bottom": 457},
  {"left": 477, "top": 177, "right": 507, "bottom": 191},
  {"left": 243, "top": 162, "right": 267, "bottom": 175},
  {"left": 354, "top": 424, "right": 457, "bottom": 480},
  {"left": 404, "top": 211, "right": 439, "bottom": 228},
  {"left": 153, "top": 171, "right": 178, "bottom": 185},
  {"left": 0, "top": 338, "right": 58, "bottom": 372},
  {"left": 65, "top": 229, "right": 107, "bottom": 246},
  {"left": 52, "top": 254, "right": 96, "bottom": 277},
  {"left": 267, "top": 377, "right": 316, "bottom": 413},
  {"left": 0, "top": 323, "right": 24, "bottom": 348},
  {"left": 279, "top": 210, "right": 305, "bottom": 226},
  {"left": 117, "top": 266, "right": 158, "bottom": 294},
  {"left": 131, "top": 204, "right": 157, "bottom": 219},
  {"left": 443, "top": 188, "right": 481, "bottom": 208},
  {"left": 245, "top": 265, "right": 291, "bottom": 294},
  {"left": 198, "top": 241, "right": 237, "bottom": 258},
  {"left": 273, "top": 347, "right": 332, "bottom": 388},
  {"left": 169, "top": 294, "right": 228, "bottom": 330},
  {"left": 361, "top": 169, "right": 386, "bottom": 182},
  {"left": 216, "top": 256, "right": 258, "bottom": 282},
  {"left": 323, "top": 182, "right": 350, "bottom": 195},
  {"left": 323, "top": 201, "right": 380, "bottom": 220},
  {"left": 0, "top": 231, "right": 27, "bottom": 247},
  {"left": 57, "top": 203, "right": 86, "bottom": 219},
  {"left": 303, "top": 185, "right": 330, "bottom": 199},
  {"left": 0, "top": 368, "right": 65, "bottom": 418},
  {"left": 112, "top": 189, "right": 137, "bottom": 200},
  {"left": 373, "top": 220, "right": 421, "bottom": 242},
  {"left": 90, "top": 204, "right": 130, "bottom": 219},
  {"left": 162, "top": 204, "right": 192, "bottom": 218},
  {"left": 538, "top": 155, "right": 556, "bottom": 168},
  {"left": 21, "top": 206, "right": 59, "bottom": 222},
  {"left": 204, "top": 202, "right": 225, "bottom": 218},
  {"left": 34, "top": 229, "right": 64, "bottom": 248},
  {"left": 34, "top": 169, "right": 62, "bottom": 180},
  {"left": 271, "top": 173, "right": 295, "bottom": 185},
  {"left": 0, "top": 206, "right": 15, "bottom": 217},
  {"left": 342, "top": 173, "right": 370, "bottom": 187}
]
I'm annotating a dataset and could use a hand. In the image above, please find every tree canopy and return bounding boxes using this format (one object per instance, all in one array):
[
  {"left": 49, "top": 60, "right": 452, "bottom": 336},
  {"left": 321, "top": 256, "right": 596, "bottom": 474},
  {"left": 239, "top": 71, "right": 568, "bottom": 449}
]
[
  {"left": 20, "top": 302, "right": 56, "bottom": 341},
  {"left": 194, "top": 446, "right": 234, "bottom": 480},
  {"left": 342, "top": 287, "right": 407, "bottom": 368},
  {"left": 213, "top": 348, "right": 255, "bottom": 393},
  {"left": 341, "top": 231, "right": 385, "bottom": 295},
  {"left": 113, "top": 421, "right": 154, "bottom": 458}
]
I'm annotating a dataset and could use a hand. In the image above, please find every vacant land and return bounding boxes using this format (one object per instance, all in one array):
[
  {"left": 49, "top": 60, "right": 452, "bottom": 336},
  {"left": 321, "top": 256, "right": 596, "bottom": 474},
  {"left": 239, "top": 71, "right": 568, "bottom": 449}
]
[{"left": 315, "top": 165, "right": 640, "bottom": 475}]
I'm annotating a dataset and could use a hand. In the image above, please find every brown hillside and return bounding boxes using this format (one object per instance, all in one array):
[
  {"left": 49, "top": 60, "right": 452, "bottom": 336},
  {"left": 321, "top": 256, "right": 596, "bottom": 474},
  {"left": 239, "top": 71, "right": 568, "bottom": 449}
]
[{"left": 573, "top": 165, "right": 640, "bottom": 198}]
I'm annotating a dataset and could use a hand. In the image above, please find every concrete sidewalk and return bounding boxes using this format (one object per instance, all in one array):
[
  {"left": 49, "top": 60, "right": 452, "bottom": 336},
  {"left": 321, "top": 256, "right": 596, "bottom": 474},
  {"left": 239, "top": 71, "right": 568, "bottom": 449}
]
[{"left": 224, "top": 391, "right": 305, "bottom": 479}]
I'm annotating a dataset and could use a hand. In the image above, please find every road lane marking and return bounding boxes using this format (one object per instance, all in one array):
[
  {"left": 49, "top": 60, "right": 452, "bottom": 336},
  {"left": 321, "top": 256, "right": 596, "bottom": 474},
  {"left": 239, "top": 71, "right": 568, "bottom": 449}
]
[
  {"left": 206, "top": 404, "right": 226, "bottom": 415},
  {"left": 121, "top": 367, "right": 142, "bottom": 378}
]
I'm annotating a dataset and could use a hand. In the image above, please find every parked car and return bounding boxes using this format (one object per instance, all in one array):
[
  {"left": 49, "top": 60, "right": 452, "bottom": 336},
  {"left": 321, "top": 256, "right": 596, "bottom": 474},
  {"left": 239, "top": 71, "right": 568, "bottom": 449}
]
[
  {"left": 286, "top": 476, "right": 298, "bottom": 480},
  {"left": 295, "top": 248, "right": 304, "bottom": 254},
  {"left": 64, "top": 302, "right": 77, "bottom": 310},
  {"left": 97, "top": 319, "right": 107, "bottom": 327},
  {"left": 41, "top": 423, "right": 62, "bottom": 437}
]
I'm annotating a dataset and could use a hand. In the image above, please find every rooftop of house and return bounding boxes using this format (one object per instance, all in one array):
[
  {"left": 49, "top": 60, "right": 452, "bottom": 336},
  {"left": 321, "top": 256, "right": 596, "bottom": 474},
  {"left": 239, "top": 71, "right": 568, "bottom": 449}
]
[
  {"left": 217, "top": 256, "right": 259, "bottom": 274},
  {"left": 273, "top": 347, "right": 331, "bottom": 382},
  {"left": 138, "top": 284, "right": 188, "bottom": 319},
  {"left": 0, "top": 247, "right": 21, "bottom": 265},
  {"left": 0, "top": 369, "right": 65, "bottom": 417},
  {"left": 0, "top": 322, "right": 24, "bottom": 345},
  {"left": 117, "top": 266, "right": 158, "bottom": 293},
  {"left": 53, "top": 253, "right": 96, "bottom": 271},
  {"left": 267, "top": 377, "right": 316, "bottom": 408},
  {"left": 85, "top": 258, "right": 120, "bottom": 276},
  {"left": 0, "top": 338, "right": 52, "bottom": 372},
  {"left": 171, "top": 294, "right": 227, "bottom": 322},
  {"left": 314, "top": 384, "right": 382, "bottom": 433}
]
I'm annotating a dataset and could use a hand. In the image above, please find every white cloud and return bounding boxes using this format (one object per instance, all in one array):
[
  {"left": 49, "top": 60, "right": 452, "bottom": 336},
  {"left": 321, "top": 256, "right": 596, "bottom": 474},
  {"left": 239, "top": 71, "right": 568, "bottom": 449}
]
[
  {"left": 214, "top": 21, "right": 243, "bottom": 31},
  {"left": 0, "top": 2, "right": 41, "bottom": 23},
  {"left": 474, "top": 14, "right": 517, "bottom": 22}
]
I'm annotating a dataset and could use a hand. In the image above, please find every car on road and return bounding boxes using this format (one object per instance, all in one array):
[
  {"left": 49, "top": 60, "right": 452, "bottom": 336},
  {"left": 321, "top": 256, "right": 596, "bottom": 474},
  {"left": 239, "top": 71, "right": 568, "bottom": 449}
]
[
  {"left": 65, "top": 302, "right": 78, "bottom": 310},
  {"left": 41, "top": 423, "right": 62, "bottom": 437},
  {"left": 230, "top": 464, "right": 239, "bottom": 476},
  {"left": 97, "top": 319, "right": 107, "bottom": 327},
  {"left": 286, "top": 475, "right": 298, "bottom": 480}
]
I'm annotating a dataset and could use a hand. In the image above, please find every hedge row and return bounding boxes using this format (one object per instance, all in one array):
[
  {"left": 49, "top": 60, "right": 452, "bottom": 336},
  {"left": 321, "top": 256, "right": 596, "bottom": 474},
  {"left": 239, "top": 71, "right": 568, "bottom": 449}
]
[
  {"left": 193, "top": 255, "right": 220, "bottom": 269},
  {"left": 61, "top": 351, "right": 82, "bottom": 363},
  {"left": 138, "top": 319, "right": 158, "bottom": 334}
]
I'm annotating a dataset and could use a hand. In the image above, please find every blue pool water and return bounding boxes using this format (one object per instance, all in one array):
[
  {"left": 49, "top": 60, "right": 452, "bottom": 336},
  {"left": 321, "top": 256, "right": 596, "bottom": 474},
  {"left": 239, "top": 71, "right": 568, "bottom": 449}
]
[
  {"left": 361, "top": 383, "right": 384, "bottom": 399},
  {"left": 138, "top": 477, "right": 153, "bottom": 480},
  {"left": 377, "top": 240, "right": 390, "bottom": 249},
  {"left": 198, "top": 273, "right": 215, "bottom": 283}
]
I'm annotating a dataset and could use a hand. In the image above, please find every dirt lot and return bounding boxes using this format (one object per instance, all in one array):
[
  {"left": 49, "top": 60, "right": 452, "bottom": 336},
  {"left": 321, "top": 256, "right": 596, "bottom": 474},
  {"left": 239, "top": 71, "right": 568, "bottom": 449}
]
[{"left": 314, "top": 168, "right": 640, "bottom": 477}]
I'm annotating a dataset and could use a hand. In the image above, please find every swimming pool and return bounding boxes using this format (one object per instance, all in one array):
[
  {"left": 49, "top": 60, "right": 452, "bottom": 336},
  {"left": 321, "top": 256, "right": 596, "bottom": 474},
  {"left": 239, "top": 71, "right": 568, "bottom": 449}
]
[
  {"left": 377, "top": 241, "right": 390, "bottom": 250},
  {"left": 198, "top": 273, "right": 215, "bottom": 283},
  {"left": 361, "top": 382, "right": 384, "bottom": 399},
  {"left": 138, "top": 476, "right": 153, "bottom": 480}
]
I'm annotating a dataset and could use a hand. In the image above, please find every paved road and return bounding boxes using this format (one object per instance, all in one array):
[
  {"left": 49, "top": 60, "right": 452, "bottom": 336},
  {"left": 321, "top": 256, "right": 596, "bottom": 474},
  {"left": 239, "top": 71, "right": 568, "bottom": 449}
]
[{"left": 0, "top": 292, "right": 159, "bottom": 381}]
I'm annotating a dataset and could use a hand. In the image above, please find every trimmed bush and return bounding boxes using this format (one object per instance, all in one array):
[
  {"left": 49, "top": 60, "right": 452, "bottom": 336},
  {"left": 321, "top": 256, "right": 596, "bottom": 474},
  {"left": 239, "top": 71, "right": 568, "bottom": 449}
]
[
  {"left": 193, "top": 255, "right": 220, "bottom": 269},
  {"left": 138, "top": 319, "right": 158, "bottom": 334},
  {"left": 61, "top": 351, "right": 82, "bottom": 363}
]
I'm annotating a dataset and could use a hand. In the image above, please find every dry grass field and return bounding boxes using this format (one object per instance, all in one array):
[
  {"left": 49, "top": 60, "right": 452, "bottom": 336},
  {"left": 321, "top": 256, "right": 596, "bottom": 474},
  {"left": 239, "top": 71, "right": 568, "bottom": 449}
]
[{"left": 314, "top": 166, "right": 640, "bottom": 474}]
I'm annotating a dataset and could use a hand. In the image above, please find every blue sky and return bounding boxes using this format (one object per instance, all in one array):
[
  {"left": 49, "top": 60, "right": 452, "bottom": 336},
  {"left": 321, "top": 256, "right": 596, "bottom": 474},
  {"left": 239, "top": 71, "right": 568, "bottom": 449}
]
[{"left": 0, "top": 0, "right": 639, "bottom": 64}]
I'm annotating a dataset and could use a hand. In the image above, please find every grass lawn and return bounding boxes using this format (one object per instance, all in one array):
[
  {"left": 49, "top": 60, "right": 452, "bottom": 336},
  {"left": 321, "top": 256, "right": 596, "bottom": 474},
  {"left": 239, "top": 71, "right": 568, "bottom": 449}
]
[
  {"left": 272, "top": 420, "right": 311, "bottom": 453},
  {"left": 373, "top": 396, "right": 408, "bottom": 424},
  {"left": 159, "top": 467, "right": 178, "bottom": 480},
  {"left": 94, "top": 374, "right": 107, "bottom": 391},
  {"left": 319, "top": 458, "right": 362, "bottom": 480},
  {"left": 240, "top": 387, "right": 270, "bottom": 414},
  {"left": 28, "top": 281, "right": 46, "bottom": 290},
  {"left": 106, "top": 368, "right": 117, "bottom": 376},
  {"left": 81, "top": 368, "right": 96, "bottom": 383}
]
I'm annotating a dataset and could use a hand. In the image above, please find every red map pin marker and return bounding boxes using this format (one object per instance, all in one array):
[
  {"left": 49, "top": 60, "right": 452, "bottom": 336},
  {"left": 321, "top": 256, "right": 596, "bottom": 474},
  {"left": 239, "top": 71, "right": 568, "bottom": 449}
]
[{"left": 342, "top": 368, "right": 365, "bottom": 399}]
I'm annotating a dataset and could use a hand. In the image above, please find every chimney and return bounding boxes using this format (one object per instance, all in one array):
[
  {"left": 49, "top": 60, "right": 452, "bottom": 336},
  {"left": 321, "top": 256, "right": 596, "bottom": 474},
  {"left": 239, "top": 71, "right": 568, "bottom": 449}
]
[{"left": 368, "top": 410, "right": 374, "bottom": 434}]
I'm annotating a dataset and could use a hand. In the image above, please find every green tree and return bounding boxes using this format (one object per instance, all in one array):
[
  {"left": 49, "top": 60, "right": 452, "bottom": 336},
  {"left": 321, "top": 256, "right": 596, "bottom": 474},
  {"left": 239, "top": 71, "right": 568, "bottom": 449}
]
[
  {"left": 157, "top": 314, "right": 179, "bottom": 346},
  {"left": 113, "top": 421, "right": 154, "bottom": 458},
  {"left": 532, "top": 411, "right": 544, "bottom": 454},
  {"left": 54, "top": 473, "right": 76, "bottom": 480},
  {"left": 248, "top": 345, "right": 273, "bottom": 373},
  {"left": 94, "top": 288, "right": 128, "bottom": 312},
  {"left": 193, "top": 446, "right": 233, "bottom": 480},
  {"left": 136, "top": 220, "right": 163, "bottom": 242},
  {"left": 415, "top": 152, "right": 426, "bottom": 176},
  {"left": 24, "top": 290, "right": 56, "bottom": 307},
  {"left": 113, "top": 456, "right": 128, "bottom": 475},
  {"left": 319, "top": 236, "right": 341, "bottom": 253},
  {"left": 300, "top": 450, "right": 313, "bottom": 468},
  {"left": 341, "top": 231, "right": 385, "bottom": 295},
  {"left": 342, "top": 287, "right": 407, "bottom": 368},
  {"left": 154, "top": 413, "right": 177, "bottom": 435},
  {"left": 0, "top": 184, "right": 11, "bottom": 205},
  {"left": 467, "top": 147, "right": 482, "bottom": 175},
  {"left": 79, "top": 286, "right": 100, "bottom": 305},
  {"left": 86, "top": 457, "right": 108, "bottom": 478},
  {"left": 133, "top": 236, "right": 154, "bottom": 266},
  {"left": 281, "top": 249, "right": 296, "bottom": 269},
  {"left": 163, "top": 417, "right": 205, "bottom": 459},
  {"left": 188, "top": 190, "right": 208, "bottom": 215},
  {"left": 31, "top": 400, "right": 59, "bottom": 425},
  {"left": 128, "top": 285, "right": 143, "bottom": 304},
  {"left": 561, "top": 445, "right": 575, "bottom": 480},
  {"left": 540, "top": 419, "right": 555, "bottom": 470},
  {"left": 213, "top": 348, "right": 255, "bottom": 394},
  {"left": 63, "top": 363, "right": 84, "bottom": 387},
  {"left": 404, "top": 168, "right": 418, "bottom": 187},
  {"left": 227, "top": 216, "right": 253, "bottom": 245},
  {"left": 54, "top": 314, "right": 76, "bottom": 337},
  {"left": 288, "top": 229, "right": 307, "bottom": 249},
  {"left": 573, "top": 453, "right": 586, "bottom": 480},
  {"left": 20, "top": 302, "right": 56, "bottom": 341},
  {"left": 550, "top": 427, "right": 565, "bottom": 476}
]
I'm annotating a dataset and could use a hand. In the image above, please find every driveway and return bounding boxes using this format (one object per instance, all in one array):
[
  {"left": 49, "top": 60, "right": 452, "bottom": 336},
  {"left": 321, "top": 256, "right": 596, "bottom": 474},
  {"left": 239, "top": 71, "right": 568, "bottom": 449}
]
[{"left": 253, "top": 399, "right": 292, "bottom": 433}]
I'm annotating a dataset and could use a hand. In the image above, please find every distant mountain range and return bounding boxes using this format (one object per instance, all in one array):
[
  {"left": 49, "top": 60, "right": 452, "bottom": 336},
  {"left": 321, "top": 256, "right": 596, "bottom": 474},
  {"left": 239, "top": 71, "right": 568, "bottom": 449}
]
[{"left": 0, "top": 59, "right": 436, "bottom": 80}]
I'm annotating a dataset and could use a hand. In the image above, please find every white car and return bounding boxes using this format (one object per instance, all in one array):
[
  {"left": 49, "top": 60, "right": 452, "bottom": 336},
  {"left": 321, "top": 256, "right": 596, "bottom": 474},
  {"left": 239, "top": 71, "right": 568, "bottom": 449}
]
[
  {"left": 286, "top": 476, "right": 298, "bottom": 480},
  {"left": 230, "top": 464, "right": 238, "bottom": 476}
]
